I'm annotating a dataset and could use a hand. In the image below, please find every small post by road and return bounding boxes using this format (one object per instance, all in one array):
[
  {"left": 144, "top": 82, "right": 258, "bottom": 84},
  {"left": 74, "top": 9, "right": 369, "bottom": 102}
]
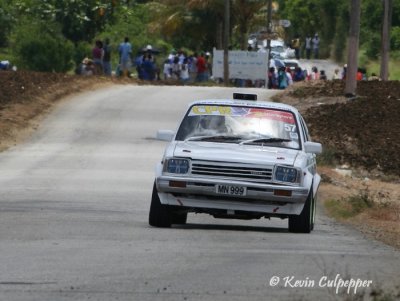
[{"left": 223, "top": 0, "right": 230, "bottom": 86}]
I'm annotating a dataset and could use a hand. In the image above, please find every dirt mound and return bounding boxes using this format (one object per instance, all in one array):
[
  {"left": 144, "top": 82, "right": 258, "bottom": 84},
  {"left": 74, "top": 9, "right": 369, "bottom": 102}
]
[
  {"left": 0, "top": 71, "right": 117, "bottom": 151},
  {"left": 0, "top": 71, "right": 110, "bottom": 107},
  {"left": 287, "top": 80, "right": 400, "bottom": 177}
]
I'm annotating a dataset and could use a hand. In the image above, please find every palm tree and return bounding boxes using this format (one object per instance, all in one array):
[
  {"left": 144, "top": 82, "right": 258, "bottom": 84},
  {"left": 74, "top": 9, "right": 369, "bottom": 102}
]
[
  {"left": 148, "top": 0, "right": 266, "bottom": 51},
  {"left": 232, "top": 0, "right": 266, "bottom": 50}
]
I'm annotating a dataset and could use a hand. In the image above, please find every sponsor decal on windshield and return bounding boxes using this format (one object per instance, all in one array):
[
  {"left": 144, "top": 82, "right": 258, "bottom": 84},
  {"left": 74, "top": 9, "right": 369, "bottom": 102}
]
[{"left": 189, "top": 106, "right": 295, "bottom": 124}]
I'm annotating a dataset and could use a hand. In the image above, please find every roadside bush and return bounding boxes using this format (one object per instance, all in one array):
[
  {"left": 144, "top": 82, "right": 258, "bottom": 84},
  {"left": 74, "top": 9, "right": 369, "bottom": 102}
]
[
  {"left": 73, "top": 42, "right": 92, "bottom": 66},
  {"left": 317, "top": 147, "right": 338, "bottom": 166},
  {"left": 364, "top": 33, "right": 381, "bottom": 59},
  {"left": 391, "top": 26, "right": 400, "bottom": 50},
  {"left": 0, "top": 4, "right": 14, "bottom": 48},
  {"left": 13, "top": 21, "right": 74, "bottom": 72}
]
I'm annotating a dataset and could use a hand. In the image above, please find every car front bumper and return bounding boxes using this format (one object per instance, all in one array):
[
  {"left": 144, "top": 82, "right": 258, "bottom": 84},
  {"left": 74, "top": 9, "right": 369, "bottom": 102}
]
[{"left": 156, "top": 175, "right": 310, "bottom": 215}]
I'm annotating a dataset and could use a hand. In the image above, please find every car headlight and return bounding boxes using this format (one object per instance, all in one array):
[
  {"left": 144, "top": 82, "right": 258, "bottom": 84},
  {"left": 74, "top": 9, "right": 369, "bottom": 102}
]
[
  {"left": 164, "top": 158, "right": 190, "bottom": 174},
  {"left": 274, "top": 165, "right": 300, "bottom": 184}
]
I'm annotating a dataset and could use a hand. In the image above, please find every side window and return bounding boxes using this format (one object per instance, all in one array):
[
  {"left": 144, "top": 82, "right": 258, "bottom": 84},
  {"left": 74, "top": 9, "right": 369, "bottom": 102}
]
[{"left": 299, "top": 116, "right": 310, "bottom": 142}]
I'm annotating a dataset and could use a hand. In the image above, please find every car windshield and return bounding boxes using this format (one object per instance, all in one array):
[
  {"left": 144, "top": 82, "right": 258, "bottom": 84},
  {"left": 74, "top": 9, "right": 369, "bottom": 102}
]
[
  {"left": 272, "top": 46, "right": 285, "bottom": 53},
  {"left": 175, "top": 105, "right": 301, "bottom": 149}
]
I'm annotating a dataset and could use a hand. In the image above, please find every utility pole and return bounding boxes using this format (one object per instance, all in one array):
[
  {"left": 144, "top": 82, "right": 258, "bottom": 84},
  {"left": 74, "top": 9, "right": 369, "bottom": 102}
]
[
  {"left": 223, "top": 0, "right": 230, "bottom": 86},
  {"left": 380, "top": 0, "right": 392, "bottom": 80},
  {"left": 344, "top": 0, "right": 361, "bottom": 97}
]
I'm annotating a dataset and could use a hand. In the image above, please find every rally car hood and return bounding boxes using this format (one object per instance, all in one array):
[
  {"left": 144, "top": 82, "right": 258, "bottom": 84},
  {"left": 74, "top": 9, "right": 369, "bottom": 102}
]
[{"left": 172, "top": 141, "right": 299, "bottom": 166}]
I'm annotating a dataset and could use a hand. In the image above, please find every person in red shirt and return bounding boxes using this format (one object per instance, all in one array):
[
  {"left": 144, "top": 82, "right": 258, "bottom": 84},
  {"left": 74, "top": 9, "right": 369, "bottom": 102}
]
[
  {"left": 196, "top": 53, "right": 207, "bottom": 82},
  {"left": 92, "top": 40, "right": 104, "bottom": 75},
  {"left": 356, "top": 68, "right": 363, "bottom": 81}
]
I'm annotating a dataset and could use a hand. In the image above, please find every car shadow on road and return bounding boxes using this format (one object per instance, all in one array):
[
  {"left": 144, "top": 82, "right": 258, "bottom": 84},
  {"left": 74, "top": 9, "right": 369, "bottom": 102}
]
[{"left": 171, "top": 223, "right": 289, "bottom": 233}]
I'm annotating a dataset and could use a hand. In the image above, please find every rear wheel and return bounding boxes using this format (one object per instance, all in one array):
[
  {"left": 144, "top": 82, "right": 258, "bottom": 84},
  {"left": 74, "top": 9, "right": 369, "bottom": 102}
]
[
  {"left": 288, "top": 188, "right": 314, "bottom": 233},
  {"left": 310, "top": 193, "right": 317, "bottom": 231},
  {"left": 149, "top": 182, "right": 172, "bottom": 228}
]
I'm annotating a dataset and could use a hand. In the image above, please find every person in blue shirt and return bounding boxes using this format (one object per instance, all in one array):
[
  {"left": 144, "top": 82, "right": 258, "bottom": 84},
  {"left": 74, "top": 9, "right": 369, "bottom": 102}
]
[{"left": 118, "top": 37, "right": 132, "bottom": 77}]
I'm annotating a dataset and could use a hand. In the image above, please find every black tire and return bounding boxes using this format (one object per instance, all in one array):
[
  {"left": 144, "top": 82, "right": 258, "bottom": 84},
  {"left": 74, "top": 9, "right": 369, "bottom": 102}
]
[
  {"left": 149, "top": 182, "right": 172, "bottom": 228},
  {"left": 171, "top": 211, "right": 188, "bottom": 225},
  {"left": 288, "top": 188, "right": 314, "bottom": 233}
]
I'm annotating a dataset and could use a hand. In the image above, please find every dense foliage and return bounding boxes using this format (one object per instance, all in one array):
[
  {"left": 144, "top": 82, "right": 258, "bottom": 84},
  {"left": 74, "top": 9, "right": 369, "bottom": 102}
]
[
  {"left": 276, "top": 0, "right": 400, "bottom": 60},
  {"left": 0, "top": 0, "right": 399, "bottom": 72}
]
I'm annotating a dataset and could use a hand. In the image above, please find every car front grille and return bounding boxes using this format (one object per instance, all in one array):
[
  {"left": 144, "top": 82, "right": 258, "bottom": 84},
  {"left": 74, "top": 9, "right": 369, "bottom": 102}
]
[{"left": 191, "top": 160, "right": 273, "bottom": 183}]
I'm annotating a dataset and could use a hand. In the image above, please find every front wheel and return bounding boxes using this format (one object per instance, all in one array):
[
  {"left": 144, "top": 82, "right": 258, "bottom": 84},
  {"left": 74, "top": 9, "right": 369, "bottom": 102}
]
[
  {"left": 288, "top": 188, "right": 314, "bottom": 233},
  {"left": 149, "top": 182, "right": 172, "bottom": 228},
  {"left": 171, "top": 211, "right": 188, "bottom": 225}
]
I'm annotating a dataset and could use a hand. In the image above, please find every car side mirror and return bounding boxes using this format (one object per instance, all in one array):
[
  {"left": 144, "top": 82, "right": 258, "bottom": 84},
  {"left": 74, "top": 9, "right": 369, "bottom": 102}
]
[
  {"left": 304, "top": 141, "right": 322, "bottom": 154},
  {"left": 156, "top": 130, "right": 175, "bottom": 142}
]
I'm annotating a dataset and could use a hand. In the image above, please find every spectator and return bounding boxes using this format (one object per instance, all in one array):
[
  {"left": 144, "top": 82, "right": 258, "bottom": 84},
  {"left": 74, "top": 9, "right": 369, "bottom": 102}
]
[
  {"left": 141, "top": 54, "right": 155, "bottom": 80},
  {"left": 268, "top": 67, "right": 278, "bottom": 89},
  {"left": 135, "top": 53, "right": 144, "bottom": 79},
  {"left": 103, "top": 38, "right": 112, "bottom": 76},
  {"left": 360, "top": 68, "right": 368, "bottom": 80},
  {"left": 180, "top": 58, "right": 190, "bottom": 84},
  {"left": 189, "top": 53, "right": 198, "bottom": 82},
  {"left": 196, "top": 53, "right": 207, "bottom": 82},
  {"left": 92, "top": 40, "right": 104, "bottom": 75},
  {"left": 286, "top": 67, "right": 293, "bottom": 85},
  {"left": 332, "top": 68, "right": 341, "bottom": 80},
  {"left": 320, "top": 70, "right": 327, "bottom": 80},
  {"left": 293, "top": 67, "right": 305, "bottom": 82},
  {"left": 342, "top": 64, "right": 347, "bottom": 80},
  {"left": 311, "top": 66, "right": 319, "bottom": 80},
  {"left": 368, "top": 73, "right": 380, "bottom": 81},
  {"left": 356, "top": 68, "right": 363, "bottom": 81},
  {"left": 305, "top": 35, "right": 312, "bottom": 60},
  {"left": 0, "top": 60, "right": 11, "bottom": 70},
  {"left": 80, "top": 58, "right": 95, "bottom": 76},
  {"left": 163, "top": 59, "right": 171, "bottom": 80},
  {"left": 171, "top": 56, "right": 180, "bottom": 80},
  {"left": 291, "top": 36, "right": 301, "bottom": 60},
  {"left": 205, "top": 52, "right": 212, "bottom": 80},
  {"left": 278, "top": 67, "right": 289, "bottom": 89},
  {"left": 312, "top": 34, "right": 320, "bottom": 59},
  {"left": 118, "top": 37, "right": 132, "bottom": 77}
]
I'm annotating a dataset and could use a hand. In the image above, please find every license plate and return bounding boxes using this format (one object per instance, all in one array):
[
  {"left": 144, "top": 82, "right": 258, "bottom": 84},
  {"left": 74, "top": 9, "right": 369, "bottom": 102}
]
[{"left": 216, "top": 184, "right": 247, "bottom": 196}]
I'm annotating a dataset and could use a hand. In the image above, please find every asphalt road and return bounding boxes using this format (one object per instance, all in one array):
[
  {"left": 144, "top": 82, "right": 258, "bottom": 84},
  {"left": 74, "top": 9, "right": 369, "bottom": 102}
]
[{"left": 0, "top": 86, "right": 399, "bottom": 301}]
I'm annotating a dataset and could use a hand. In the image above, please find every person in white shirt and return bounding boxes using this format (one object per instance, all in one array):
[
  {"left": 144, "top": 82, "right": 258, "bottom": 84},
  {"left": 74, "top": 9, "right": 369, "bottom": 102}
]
[
  {"left": 286, "top": 67, "right": 293, "bottom": 86},
  {"left": 180, "top": 58, "right": 190, "bottom": 83},
  {"left": 163, "top": 59, "right": 171, "bottom": 80}
]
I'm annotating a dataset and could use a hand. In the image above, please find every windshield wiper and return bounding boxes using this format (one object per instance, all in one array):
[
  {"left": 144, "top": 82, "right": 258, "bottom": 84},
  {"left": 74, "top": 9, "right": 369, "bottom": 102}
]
[
  {"left": 240, "top": 138, "right": 292, "bottom": 145},
  {"left": 185, "top": 135, "right": 244, "bottom": 143}
]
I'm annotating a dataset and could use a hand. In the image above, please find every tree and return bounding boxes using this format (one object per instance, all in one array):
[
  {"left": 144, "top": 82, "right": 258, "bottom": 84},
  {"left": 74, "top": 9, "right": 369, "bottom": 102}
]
[
  {"left": 223, "top": 0, "right": 230, "bottom": 86},
  {"left": 231, "top": 0, "right": 265, "bottom": 50},
  {"left": 380, "top": 0, "right": 392, "bottom": 80},
  {"left": 146, "top": 0, "right": 266, "bottom": 51},
  {"left": 14, "top": 0, "right": 117, "bottom": 43},
  {"left": 146, "top": 0, "right": 225, "bottom": 50},
  {"left": 345, "top": 0, "right": 361, "bottom": 97},
  {"left": 0, "top": 1, "right": 15, "bottom": 47},
  {"left": 13, "top": 20, "right": 74, "bottom": 72},
  {"left": 276, "top": 0, "right": 347, "bottom": 59}
]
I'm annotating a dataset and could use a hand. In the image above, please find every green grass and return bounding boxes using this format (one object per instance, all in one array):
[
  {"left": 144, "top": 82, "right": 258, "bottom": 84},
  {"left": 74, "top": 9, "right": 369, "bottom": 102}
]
[
  {"left": 366, "top": 60, "right": 400, "bottom": 80},
  {"left": 0, "top": 48, "right": 16, "bottom": 62},
  {"left": 316, "top": 147, "right": 338, "bottom": 166},
  {"left": 325, "top": 186, "right": 375, "bottom": 219},
  {"left": 359, "top": 50, "right": 400, "bottom": 80}
]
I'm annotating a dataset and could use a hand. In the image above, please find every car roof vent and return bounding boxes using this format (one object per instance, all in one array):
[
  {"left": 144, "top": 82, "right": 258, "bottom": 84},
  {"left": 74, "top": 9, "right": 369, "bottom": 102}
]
[{"left": 233, "top": 93, "right": 257, "bottom": 101}]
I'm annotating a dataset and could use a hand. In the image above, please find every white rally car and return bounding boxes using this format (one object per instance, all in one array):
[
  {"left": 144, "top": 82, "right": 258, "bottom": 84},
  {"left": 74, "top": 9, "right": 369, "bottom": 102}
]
[{"left": 149, "top": 93, "right": 322, "bottom": 233}]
